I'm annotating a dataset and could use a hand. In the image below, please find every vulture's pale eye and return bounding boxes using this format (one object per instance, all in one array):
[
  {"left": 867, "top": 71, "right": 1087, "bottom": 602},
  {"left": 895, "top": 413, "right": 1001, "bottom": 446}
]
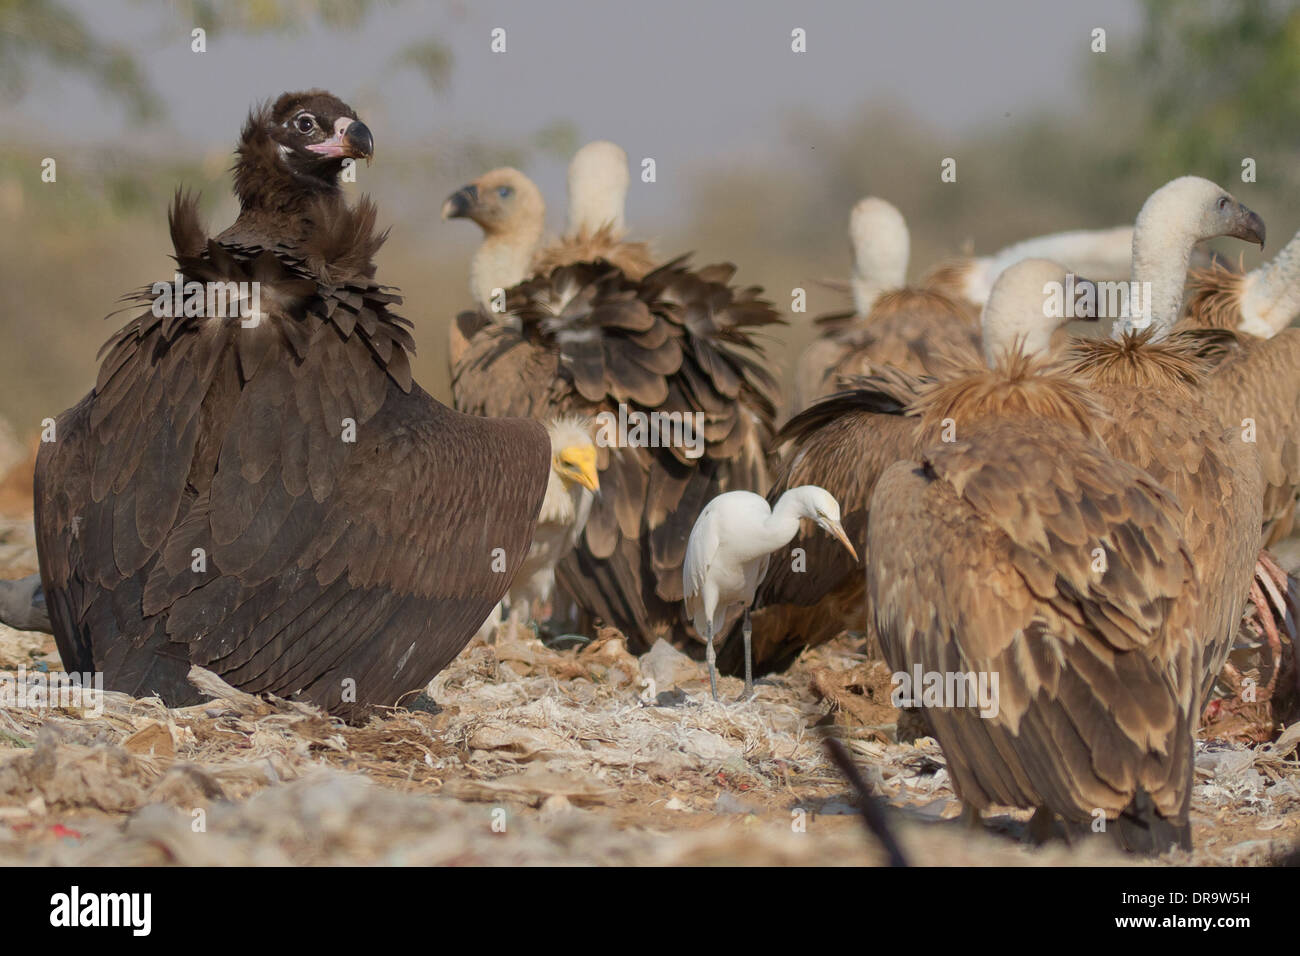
[
  {"left": 497, "top": 186, "right": 514, "bottom": 199},
  {"left": 295, "top": 114, "right": 316, "bottom": 134}
]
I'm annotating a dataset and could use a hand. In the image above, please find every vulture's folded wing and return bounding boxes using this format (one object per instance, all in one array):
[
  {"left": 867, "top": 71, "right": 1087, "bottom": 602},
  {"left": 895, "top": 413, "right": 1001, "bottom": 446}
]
[{"left": 868, "top": 421, "right": 1198, "bottom": 829}]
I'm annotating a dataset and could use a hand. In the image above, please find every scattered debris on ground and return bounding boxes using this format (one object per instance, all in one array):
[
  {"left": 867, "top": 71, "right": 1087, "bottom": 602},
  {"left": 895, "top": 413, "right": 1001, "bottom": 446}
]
[{"left": 1, "top": 517, "right": 1297, "bottom": 865}]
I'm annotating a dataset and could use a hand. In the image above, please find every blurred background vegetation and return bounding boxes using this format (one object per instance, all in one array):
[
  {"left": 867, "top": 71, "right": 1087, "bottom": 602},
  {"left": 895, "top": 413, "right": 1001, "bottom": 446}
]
[{"left": 1, "top": 0, "right": 1298, "bottom": 445}]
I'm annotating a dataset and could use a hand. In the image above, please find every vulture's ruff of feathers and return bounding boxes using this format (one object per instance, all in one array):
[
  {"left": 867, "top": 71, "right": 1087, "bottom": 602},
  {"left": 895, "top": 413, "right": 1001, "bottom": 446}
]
[{"left": 35, "top": 92, "right": 550, "bottom": 719}]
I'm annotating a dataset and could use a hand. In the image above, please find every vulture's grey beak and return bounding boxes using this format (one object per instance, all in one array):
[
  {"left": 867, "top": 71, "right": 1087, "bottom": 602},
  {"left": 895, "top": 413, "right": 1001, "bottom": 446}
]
[
  {"left": 1069, "top": 275, "right": 1102, "bottom": 322},
  {"left": 307, "top": 119, "right": 374, "bottom": 164},
  {"left": 1229, "top": 203, "right": 1266, "bottom": 250},
  {"left": 442, "top": 184, "right": 478, "bottom": 220}
]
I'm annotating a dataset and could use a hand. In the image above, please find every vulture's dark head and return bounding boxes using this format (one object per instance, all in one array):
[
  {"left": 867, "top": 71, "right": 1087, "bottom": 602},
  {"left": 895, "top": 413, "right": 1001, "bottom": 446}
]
[{"left": 234, "top": 90, "right": 374, "bottom": 208}]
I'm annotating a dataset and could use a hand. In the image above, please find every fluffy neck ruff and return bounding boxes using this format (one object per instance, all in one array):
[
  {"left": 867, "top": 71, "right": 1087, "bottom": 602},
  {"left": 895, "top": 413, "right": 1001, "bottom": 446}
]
[
  {"left": 1181, "top": 262, "right": 1248, "bottom": 332},
  {"left": 1069, "top": 328, "right": 1204, "bottom": 396},
  {"left": 914, "top": 351, "right": 1106, "bottom": 442}
]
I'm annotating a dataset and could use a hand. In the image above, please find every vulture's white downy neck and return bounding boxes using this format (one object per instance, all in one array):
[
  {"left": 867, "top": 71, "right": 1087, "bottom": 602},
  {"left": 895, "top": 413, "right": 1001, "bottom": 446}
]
[
  {"left": 472, "top": 227, "right": 543, "bottom": 312},
  {"left": 965, "top": 226, "right": 1134, "bottom": 305},
  {"left": 981, "top": 258, "right": 1087, "bottom": 366},
  {"left": 849, "top": 197, "right": 909, "bottom": 315},
  {"left": 1119, "top": 176, "right": 1263, "bottom": 340},
  {"left": 1239, "top": 229, "right": 1300, "bottom": 337},
  {"left": 566, "top": 140, "right": 630, "bottom": 237}
]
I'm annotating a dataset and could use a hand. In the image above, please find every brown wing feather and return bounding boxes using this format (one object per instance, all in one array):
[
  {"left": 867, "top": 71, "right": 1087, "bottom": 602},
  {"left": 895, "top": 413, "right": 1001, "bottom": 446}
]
[
  {"left": 451, "top": 256, "right": 782, "bottom": 648},
  {"left": 1069, "top": 333, "right": 1264, "bottom": 706},
  {"left": 34, "top": 193, "right": 550, "bottom": 718},
  {"left": 1179, "top": 327, "right": 1300, "bottom": 543},
  {"left": 869, "top": 420, "right": 1198, "bottom": 838}
]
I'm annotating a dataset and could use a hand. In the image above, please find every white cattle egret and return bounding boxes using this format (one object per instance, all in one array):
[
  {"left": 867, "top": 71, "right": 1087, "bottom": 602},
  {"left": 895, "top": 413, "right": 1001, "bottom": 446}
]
[{"left": 683, "top": 486, "right": 858, "bottom": 700}]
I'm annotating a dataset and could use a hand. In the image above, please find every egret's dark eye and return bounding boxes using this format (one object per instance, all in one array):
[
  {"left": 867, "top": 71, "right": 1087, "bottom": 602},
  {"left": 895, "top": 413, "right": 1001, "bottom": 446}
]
[
  {"left": 295, "top": 113, "right": 316, "bottom": 134},
  {"left": 497, "top": 186, "right": 514, "bottom": 199},
  {"left": 1218, "top": 196, "right": 1230, "bottom": 210}
]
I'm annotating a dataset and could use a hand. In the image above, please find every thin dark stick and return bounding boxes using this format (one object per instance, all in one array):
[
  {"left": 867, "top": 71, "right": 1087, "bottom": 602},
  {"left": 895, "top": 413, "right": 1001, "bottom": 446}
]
[{"left": 824, "top": 736, "right": 909, "bottom": 867}]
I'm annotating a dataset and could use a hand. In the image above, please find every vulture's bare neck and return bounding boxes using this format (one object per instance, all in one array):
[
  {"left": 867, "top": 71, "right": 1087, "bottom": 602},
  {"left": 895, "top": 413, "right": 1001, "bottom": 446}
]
[
  {"left": 224, "top": 135, "right": 344, "bottom": 249},
  {"left": 472, "top": 226, "right": 543, "bottom": 311}
]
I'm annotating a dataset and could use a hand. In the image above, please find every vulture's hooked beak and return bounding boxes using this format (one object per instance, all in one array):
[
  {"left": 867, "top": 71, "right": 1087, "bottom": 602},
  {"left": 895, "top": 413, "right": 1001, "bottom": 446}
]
[
  {"left": 1068, "top": 275, "right": 1103, "bottom": 322},
  {"left": 557, "top": 445, "right": 600, "bottom": 493},
  {"left": 819, "top": 518, "right": 859, "bottom": 563},
  {"left": 1229, "top": 202, "right": 1266, "bottom": 250},
  {"left": 307, "top": 118, "right": 375, "bottom": 164},
  {"left": 442, "top": 184, "right": 478, "bottom": 220}
]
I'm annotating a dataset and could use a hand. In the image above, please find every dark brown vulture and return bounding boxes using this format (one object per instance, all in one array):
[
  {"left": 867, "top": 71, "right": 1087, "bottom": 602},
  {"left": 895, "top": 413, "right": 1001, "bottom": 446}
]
[
  {"left": 443, "top": 160, "right": 782, "bottom": 650},
  {"left": 34, "top": 91, "right": 550, "bottom": 719}
]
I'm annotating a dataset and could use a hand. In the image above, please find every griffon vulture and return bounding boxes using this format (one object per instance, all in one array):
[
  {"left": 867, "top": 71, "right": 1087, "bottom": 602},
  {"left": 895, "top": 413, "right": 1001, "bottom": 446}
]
[
  {"left": 870, "top": 258, "right": 1199, "bottom": 853},
  {"left": 1067, "top": 176, "right": 1266, "bottom": 706},
  {"left": 792, "top": 197, "right": 978, "bottom": 412},
  {"left": 532, "top": 140, "right": 656, "bottom": 279}
]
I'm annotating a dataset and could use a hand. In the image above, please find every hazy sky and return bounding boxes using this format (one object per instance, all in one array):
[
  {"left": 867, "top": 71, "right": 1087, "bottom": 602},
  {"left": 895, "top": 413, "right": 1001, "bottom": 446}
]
[{"left": 10, "top": 1, "right": 1142, "bottom": 225}]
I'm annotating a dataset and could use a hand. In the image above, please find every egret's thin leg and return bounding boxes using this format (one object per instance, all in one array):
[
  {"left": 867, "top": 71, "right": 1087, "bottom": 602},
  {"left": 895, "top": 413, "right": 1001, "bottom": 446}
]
[
  {"left": 742, "top": 606, "right": 754, "bottom": 701},
  {"left": 705, "top": 623, "right": 719, "bottom": 701}
]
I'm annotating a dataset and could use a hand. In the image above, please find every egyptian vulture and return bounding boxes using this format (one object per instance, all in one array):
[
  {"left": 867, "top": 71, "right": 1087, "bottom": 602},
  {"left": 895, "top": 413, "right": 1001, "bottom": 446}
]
[
  {"left": 1067, "top": 176, "right": 1266, "bottom": 706},
  {"left": 479, "top": 416, "right": 599, "bottom": 642},
  {"left": 34, "top": 91, "right": 550, "bottom": 719},
  {"left": 444, "top": 161, "right": 782, "bottom": 651},
  {"left": 870, "top": 258, "right": 1199, "bottom": 853}
]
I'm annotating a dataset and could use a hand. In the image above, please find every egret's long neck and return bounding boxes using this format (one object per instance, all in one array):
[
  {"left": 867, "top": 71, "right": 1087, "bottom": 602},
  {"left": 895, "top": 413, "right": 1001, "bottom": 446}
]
[
  {"left": 1239, "top": 229, "right": 1300, "bottom": 337},
  {"left": 471, "top": 226, "right": 543, "bottom": 312},
  {"left": 1120, "top": 208, "right": 1196, "bottom": 340},
  {"left": 755, "top": 492, "right": 811, "bottom": 556}
]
